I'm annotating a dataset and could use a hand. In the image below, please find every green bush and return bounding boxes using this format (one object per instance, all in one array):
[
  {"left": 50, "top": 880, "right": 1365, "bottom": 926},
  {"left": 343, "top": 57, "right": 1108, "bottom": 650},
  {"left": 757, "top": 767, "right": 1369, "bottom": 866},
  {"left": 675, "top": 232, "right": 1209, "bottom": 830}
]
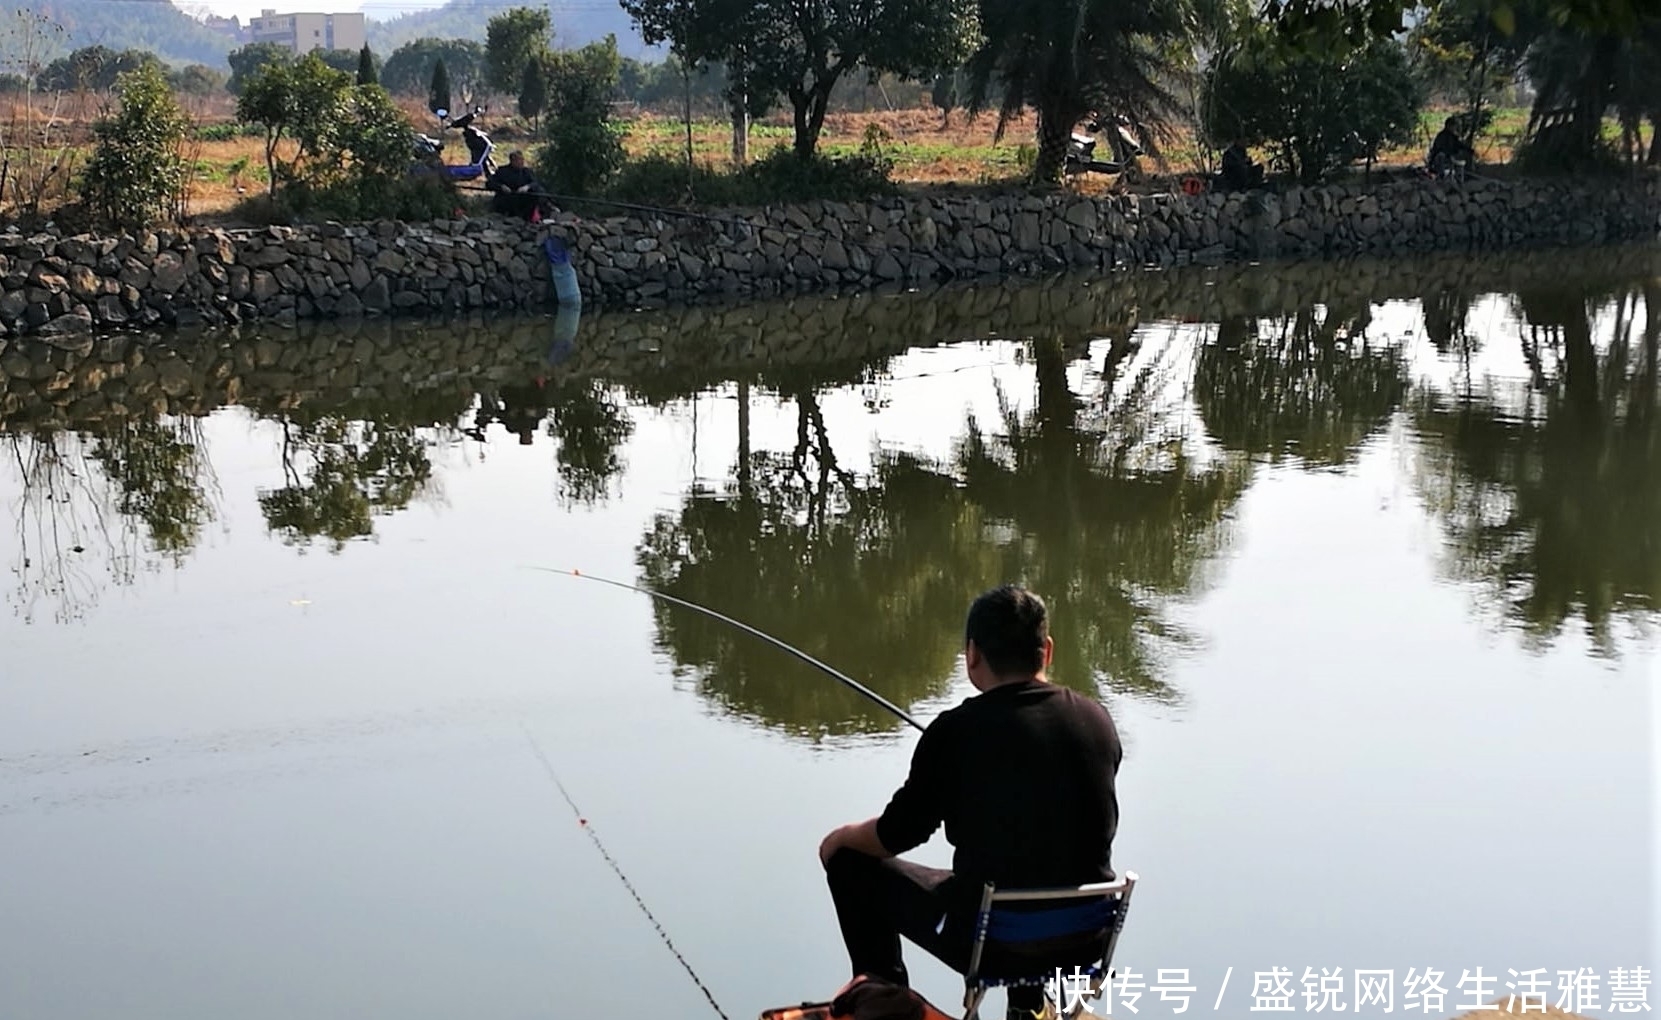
[
  {"left": 606, "top": 153, "right": 748, "bottom": 206},
  {"left": 742, "top": 147, "right": 896, "bottom": 202},
  {"left": 1202, "top": 32, "right": 1424, "bottom": 184},
  {"left": 241, "top": 174, "right": 457, "bottom": 223},
  {"left": 196, "top": 122, "right": 266, "bottom": 142},
  {"left": 536, "top": 37, "right": 627, "bottom": 197},
  {"left": 80, "top": 63, "right": 191, "bottom": 229},
  {"left": 602, "top": 146, "right": 896, "bottom": 209}
]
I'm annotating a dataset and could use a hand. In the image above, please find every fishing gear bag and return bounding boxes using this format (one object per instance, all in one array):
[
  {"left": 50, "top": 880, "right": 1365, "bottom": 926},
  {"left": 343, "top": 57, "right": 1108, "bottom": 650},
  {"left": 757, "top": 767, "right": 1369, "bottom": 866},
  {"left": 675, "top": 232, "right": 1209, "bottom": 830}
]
[{"left": 759, "top": 974, "right": 956, "bottom": 1020}]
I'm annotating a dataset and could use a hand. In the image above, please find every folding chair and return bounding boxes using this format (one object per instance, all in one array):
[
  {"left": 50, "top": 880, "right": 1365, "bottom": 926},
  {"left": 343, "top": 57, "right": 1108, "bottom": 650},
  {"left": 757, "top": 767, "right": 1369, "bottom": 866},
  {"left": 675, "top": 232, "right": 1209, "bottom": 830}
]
[{"left": 961, "top": 872, "right": 1138, "bottom": 1020}]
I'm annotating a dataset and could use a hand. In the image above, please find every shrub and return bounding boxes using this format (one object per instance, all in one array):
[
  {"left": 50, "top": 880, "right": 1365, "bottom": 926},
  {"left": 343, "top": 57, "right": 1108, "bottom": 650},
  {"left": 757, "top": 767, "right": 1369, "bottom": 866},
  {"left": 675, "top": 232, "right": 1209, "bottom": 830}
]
[
  {"left": 80, "top": 63, "right": 191, "bottom": 229},
  {"left": 536, "top": 37, "right": 626, "bottom": 197},
  {"left": 742, "top": 146, "right": 896, "bottom": 202},
  {"left": 1202, "top": 33, "right": 1424, "bottom": 184}
]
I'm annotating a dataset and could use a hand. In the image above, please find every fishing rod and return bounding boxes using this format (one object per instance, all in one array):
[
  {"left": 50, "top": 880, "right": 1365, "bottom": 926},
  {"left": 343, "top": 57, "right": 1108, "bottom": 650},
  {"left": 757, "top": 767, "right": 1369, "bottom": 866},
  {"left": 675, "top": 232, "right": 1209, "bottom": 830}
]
[
  {"left": 519, "top": 722, "right": 733, "bottom": 1020},
  {"left": 528, "top": 567, "right": 926, "bottom": 733}
]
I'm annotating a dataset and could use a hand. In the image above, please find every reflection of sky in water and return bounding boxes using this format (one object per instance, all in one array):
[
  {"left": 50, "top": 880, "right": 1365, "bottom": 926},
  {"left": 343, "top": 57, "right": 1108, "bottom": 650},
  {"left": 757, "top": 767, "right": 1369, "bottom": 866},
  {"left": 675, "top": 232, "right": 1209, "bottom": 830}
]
[{"left": 0, "top": 267, "right": 1655, "bottom": 1020}]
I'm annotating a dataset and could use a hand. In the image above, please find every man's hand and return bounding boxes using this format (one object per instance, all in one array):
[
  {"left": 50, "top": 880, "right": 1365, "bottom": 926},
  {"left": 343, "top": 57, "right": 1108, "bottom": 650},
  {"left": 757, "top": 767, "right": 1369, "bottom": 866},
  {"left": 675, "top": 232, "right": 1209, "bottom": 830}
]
[
  {"left": 819, "top": 817, "right": 892, "bottom": 865},
  {"left": 516, "top": 185, "right": 530, "bottom": 193}
]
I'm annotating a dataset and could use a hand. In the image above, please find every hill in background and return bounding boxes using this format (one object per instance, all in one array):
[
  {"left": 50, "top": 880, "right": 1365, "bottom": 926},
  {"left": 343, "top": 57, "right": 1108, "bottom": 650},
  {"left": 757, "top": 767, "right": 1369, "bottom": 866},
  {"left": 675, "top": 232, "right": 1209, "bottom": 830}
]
[
  {"left": 364, "top": 0, "right": 652, "bottom": 58},
  {"left": 3, "top": 0, "right": 651, "bottom": 79},
  {"left": 10, "top": 0, "right": 237, "bottom": 67}
]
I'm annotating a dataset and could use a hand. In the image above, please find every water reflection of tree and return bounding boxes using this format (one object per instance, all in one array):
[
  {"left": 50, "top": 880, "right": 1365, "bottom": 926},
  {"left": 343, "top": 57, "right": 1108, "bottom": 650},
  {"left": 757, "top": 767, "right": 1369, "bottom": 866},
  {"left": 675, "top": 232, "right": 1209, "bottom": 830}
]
[
  {"left": 950, "top": 335, "right": 1250, "bottom": 699},
  {"left": 88, "top": 417, "right": 215, "bottom": 561},
  {"left": 1195, "top": 302, "right": 1408, "bottom": 467},
  {"left": 1413, "top": 281, "right": 1660, "bottom": 654},
  {"left": 637, "top": 388, "right": 999, "bottom": 738},
  {"left": 5, "top": 417, "right": 217, "bottom": 623},
  {"left": 259, "top": 416, "right": 434, "bottom": 551},
  {"left": 548, "top": 379, "right": 634, "bottom": 508}
]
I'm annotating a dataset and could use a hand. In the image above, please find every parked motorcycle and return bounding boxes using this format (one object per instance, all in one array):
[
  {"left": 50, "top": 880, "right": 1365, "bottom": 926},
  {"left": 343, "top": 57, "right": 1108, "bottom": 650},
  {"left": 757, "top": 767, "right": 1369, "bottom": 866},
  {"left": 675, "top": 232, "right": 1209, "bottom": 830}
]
[
  {"left": 1065, "top": 116, "right": 1142, "bottom": 175},
  {"left": 411, "top": 106, "right": 498, "bottom": 182}
]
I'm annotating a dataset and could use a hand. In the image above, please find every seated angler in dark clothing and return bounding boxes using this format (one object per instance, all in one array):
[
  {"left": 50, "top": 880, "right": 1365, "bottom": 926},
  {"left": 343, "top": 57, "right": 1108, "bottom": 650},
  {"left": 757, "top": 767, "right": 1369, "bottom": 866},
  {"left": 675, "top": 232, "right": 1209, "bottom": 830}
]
[
  {"left": 819, "top": 585, "right": 1124, "bottom": 1020},
  {"left": 490, "top": 150, "right": 542, "bottom": 220},
  {"left": 1427, "top": 117, "right": 1474, "bottom": 176},
  {"left": 1218, "top": 138, "right": 1263, "bottom": 192}
]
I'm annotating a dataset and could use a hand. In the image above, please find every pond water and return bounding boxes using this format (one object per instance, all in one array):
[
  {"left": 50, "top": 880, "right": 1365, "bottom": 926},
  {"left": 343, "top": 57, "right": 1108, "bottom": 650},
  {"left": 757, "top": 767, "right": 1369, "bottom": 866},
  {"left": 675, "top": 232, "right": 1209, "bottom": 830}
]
[{"left": 0, "top": 246, "right": 1656, "bottom": 1020}]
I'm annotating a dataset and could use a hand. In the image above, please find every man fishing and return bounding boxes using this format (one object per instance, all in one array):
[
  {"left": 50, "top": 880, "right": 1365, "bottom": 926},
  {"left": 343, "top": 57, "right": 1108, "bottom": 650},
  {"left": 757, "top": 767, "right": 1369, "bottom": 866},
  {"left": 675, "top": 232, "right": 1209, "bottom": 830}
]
[{"left": 819, "top": 585, "right": 1123, "bottom": 1020}]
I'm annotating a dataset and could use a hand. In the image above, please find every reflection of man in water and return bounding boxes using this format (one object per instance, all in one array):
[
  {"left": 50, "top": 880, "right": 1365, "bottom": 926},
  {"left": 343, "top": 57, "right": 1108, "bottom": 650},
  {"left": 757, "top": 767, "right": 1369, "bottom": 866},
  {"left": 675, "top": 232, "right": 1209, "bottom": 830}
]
[
  {"left": 818, "top": 586, "right": 1123, "bottom": 1020},
  {"left": 467, "top": 382, "right": 552, "bottom": 445}
]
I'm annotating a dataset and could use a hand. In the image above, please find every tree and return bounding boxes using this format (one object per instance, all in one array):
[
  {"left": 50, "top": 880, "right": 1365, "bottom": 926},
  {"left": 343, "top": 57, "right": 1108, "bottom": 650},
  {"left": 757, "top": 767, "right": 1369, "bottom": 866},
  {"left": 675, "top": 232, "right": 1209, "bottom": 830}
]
[
  {"left": 381, "top": 37, "right": 486, "bottom": 102},
  {"left": 315, "top": 49, "right": 365, "bottom": 76},
  {"left": 356, "top": 44, "right": 378, "bottom": 86},
  {"left": 172, "top": 63, "right": 228, "bottom": 96},
  {"left": 485, "top": 6, "right": 553, "bottom": 96},
  {"left": 227, "top": 41, "right": 293, "bottom": 94},
  {"left": 537, "top": 37, "right": 626, "bottom": 196},
  {"left": 623, "top": 0, "right": 975, "bottom": 158},
  {"left": 1201, "top": 30, "right": 1423, "bottom": 183},
  {"left": 965, "top": 0, "right": 1193, "bottom": 181},
  {"left": 519, "top": 54, "right": 548, "bottom": 128},
  {"left": 429, "top": 57, "right": 451, "bottom": 115},
  {"left": 1408, "top": 0, "right": 1531, "bottom": 144},
  {"left": 80, "top": 62, "right": 191, "bottom": 229},
  {"left": 38, "top": 46, "right": 160, "bottom": 94},
  {"left": 236, "top": 53, "right": 355, "bottom": 196}
]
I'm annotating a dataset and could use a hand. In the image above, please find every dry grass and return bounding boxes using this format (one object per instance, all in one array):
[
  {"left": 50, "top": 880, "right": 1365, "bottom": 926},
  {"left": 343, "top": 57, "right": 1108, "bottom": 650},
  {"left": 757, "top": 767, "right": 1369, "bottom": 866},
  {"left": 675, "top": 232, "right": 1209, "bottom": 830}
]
[{"left": 0, "top": 96, "right": 1598, "bottom": 226}]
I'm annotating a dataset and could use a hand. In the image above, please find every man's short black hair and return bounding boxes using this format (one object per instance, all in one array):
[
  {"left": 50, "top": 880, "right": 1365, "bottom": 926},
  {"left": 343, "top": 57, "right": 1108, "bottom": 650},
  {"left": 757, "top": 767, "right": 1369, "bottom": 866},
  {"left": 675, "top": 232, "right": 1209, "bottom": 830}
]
[{"left": 965, "top": 585, "right": 1049, "bottom": 676}]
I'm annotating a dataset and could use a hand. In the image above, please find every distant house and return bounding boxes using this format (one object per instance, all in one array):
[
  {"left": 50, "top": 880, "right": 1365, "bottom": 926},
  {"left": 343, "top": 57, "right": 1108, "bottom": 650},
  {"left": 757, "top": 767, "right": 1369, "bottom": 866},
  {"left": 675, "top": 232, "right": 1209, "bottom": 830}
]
[
  {"left": 248, "top": 9, "right": 367, "bottom": 54},
  {"left": 203, "top": 15, "right": 249, "bottom": 45}
]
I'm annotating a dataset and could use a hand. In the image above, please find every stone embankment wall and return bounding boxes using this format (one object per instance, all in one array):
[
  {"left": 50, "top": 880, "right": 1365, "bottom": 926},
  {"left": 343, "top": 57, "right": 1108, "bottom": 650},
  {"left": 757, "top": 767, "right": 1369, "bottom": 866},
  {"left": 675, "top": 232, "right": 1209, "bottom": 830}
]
[
  {"left": 5, "top": 244, "right": 1656, "bottom": 432},
  {"left": 0, "top": 175, "right": 1657, "bottom": 340}
]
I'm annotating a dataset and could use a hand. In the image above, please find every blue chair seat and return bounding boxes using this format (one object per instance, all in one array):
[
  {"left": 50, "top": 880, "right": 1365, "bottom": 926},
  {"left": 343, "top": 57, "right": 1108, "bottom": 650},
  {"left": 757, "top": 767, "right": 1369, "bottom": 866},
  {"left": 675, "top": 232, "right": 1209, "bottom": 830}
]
[{"left": 962, "top": 873, "right": 1138, "bottom": 1020}]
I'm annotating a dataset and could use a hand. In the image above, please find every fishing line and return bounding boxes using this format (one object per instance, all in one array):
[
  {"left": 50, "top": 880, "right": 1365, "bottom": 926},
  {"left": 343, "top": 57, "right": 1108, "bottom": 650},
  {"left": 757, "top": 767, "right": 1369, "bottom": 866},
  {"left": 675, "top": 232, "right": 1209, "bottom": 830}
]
[
  {"left": 527, "top": 566, "right": 926, "bottom": 732},
  {"left": 519, "top": 723, "right": 734, "bottom": 1020}
]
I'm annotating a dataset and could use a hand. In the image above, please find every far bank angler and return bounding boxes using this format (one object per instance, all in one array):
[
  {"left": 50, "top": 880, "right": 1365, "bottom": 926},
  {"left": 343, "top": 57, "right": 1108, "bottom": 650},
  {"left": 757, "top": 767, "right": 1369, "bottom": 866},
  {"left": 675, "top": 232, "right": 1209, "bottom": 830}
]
[{"left": 1, "top": 174, "right": 1658, "bottom": 340}]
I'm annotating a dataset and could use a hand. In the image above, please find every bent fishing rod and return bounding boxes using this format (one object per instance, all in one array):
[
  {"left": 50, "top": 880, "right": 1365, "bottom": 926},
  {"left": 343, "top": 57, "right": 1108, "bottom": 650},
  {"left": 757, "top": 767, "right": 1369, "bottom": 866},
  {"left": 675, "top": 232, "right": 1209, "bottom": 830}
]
[{"left": 527, "top": 566, "right": 925, "bottom": 733}]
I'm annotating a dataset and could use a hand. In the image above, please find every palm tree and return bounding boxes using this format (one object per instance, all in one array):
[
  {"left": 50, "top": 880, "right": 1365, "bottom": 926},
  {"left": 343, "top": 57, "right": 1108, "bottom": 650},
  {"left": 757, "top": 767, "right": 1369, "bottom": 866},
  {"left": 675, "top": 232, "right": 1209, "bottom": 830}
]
[{"left": 963, "top": 0, "right": 1196, "bottom": 182}]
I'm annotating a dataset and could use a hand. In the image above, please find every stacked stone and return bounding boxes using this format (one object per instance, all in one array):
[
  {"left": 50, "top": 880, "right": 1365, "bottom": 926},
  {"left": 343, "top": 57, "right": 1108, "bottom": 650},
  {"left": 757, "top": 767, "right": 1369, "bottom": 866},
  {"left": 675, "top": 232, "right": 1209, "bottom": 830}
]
[
  {"left": 0, "top": 174, "right": 1656, "bottom": 340},
  {"left": 5, "top": 242, "right": 1657, "bottom": 431}
]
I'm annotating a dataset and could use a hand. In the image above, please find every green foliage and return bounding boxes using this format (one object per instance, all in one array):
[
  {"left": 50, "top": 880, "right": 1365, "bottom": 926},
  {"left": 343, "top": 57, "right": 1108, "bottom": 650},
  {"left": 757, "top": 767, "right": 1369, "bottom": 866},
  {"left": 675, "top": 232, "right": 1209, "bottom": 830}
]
[
  {"left": 172, "top": 63, "right": 227, "bottom": 95},
  {"left": 742, "top": 147, "right": 896, "bottom": 201},
  {"left": 236, "top": 53, "right": 355, "bottom": 197},
  {"left": 429, "top": 57, "right": 451, "bottom": 114},
  {"left": 537, "top": 37, "right": 626, "bottom": 196},
  {"left": 80, "top": 62, "right": 190, "bottom": 229},
  {"left": 605, "top": 146, "right": 895, "bottom": 206},
  {"left": 485, "top": 6, "right": 553, "bottom": 95},
  {"left": 964, "top": 0, "right": 1193, "bottom": 181},
  {"left": 357, "top": 44, "right": 378, "bottom": 86},
  {"left": 38, "top": 45, "right": 160, "bottom": 93},
  {"left": 1202, "top": 31, "right": 1423, "bottom": 182},
  {"left": 622, "top": 0, "right": 976, "bottom": 157},
  {"left": 519, "top": 54, "right": 549, "bottom": 124},
  {"left": 314, "top": 48, "right": 365, "bottom": 77},
  {"left": 271, "top": 174, "right": 457, "bottom": 222},
  {"left": 227, "top": 42, "right": 293, "bottom": 95},
  {"left": 196, "top": 121, "right": 266, "bottom": 142},
  {"left": 334, "top": 84, "right": 417, "bottom": 182},
  {"left": 381, "top": 37, "right": 485, "bottom": 100}
]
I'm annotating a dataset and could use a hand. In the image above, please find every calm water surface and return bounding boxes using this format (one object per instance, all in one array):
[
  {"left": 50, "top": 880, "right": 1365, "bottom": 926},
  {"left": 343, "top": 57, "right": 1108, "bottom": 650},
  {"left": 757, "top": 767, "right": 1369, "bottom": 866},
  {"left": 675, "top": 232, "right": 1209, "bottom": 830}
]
[{"left": 0, "top": 247, "right": 1655, "bottom": 1020}]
